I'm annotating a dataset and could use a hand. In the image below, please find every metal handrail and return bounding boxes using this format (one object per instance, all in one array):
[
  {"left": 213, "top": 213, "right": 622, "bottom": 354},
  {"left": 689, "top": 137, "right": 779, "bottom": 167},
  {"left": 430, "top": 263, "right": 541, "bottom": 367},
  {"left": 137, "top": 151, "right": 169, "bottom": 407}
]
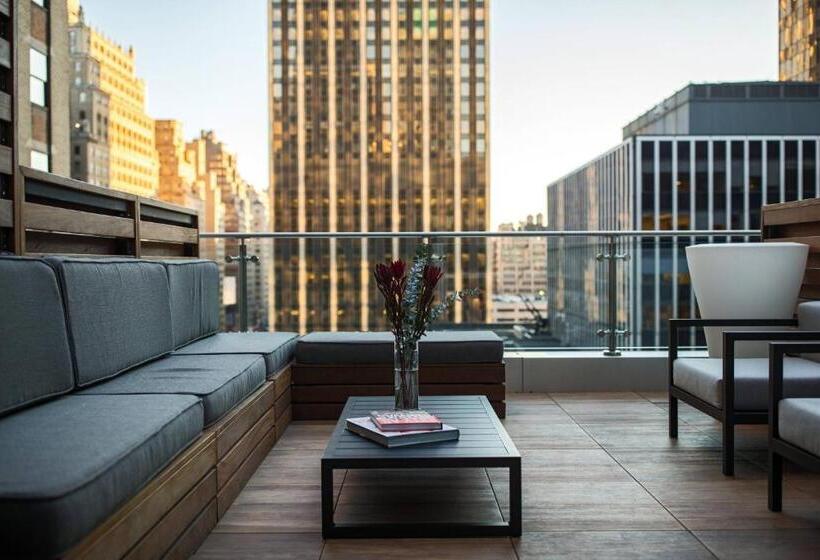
[
  {"left": 211, "top": 228, "right": 764, "bottom": 355},
  {"left": 201, "top": 229, "right": 761, "bottom": 239}
]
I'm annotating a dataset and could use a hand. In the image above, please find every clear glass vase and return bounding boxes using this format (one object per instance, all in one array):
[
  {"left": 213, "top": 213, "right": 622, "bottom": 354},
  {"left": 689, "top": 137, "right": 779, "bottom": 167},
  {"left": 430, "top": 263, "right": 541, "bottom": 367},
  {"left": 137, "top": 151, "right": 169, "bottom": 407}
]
[{"left": 394, "top": 340, "right": 419, "bottom": 410}]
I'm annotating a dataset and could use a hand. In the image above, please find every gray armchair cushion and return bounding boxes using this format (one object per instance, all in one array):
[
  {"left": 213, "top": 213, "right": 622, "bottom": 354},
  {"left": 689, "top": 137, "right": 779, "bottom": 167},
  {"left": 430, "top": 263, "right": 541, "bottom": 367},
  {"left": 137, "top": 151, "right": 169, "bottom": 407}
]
[
  {"left": 46, "top": 257, "right": 174, "bottom": 387},
  {"left": 162, "top": 260, "right": 220, "bottom": 348},
  {"left": 0, "top": 394, "right": 202, "bottom": 558},
  {"left": 295, "top": 330, "right": 504, "bottom": 365},
  {"left": 797, "top": 301, "right": 820, "bottom": 363},
  {"left": 780, "top": 398, "right": 820, "bottom": 457},
  {"left": 0, "top": 257, "right": 74, "bottom": 415},
  {"left": 673, "top": 357, "right": 820, "bottom": 410},
  {"left": 174, "top": 332, "right": 299, "bottom": 376},
  {"left": 80, "top": 354, "right": 266, "bottom": 425}
]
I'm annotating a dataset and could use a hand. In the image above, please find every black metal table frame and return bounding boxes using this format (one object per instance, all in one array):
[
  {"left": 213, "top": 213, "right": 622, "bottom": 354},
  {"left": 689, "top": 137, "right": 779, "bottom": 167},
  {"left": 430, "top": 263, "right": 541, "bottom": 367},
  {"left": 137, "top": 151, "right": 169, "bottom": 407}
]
[{"left": 320, "top": 396, "right": 522, "bottom": 538}]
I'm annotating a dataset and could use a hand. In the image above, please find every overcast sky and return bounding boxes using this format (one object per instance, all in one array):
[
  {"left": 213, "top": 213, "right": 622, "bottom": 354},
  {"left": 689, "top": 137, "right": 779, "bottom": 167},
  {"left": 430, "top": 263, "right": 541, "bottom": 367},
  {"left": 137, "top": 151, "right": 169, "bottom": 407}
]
[{"left": 79, "top": 0, "right": 778, "bottom": 229}]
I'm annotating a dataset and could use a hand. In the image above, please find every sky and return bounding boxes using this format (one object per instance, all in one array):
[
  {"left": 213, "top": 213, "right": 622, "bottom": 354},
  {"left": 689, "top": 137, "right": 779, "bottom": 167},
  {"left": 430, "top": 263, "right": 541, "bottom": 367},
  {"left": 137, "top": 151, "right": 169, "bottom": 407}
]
[{"left": 79, "top": 0, "right": 778, "bottom": 229}]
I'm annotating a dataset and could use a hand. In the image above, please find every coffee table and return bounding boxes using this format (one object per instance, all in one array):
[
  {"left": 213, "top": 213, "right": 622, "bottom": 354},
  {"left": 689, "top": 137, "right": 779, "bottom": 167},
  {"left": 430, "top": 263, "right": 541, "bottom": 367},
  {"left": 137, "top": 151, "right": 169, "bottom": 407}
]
[{"left": 321, "top": 395, "right": 521, "bottom": 538}]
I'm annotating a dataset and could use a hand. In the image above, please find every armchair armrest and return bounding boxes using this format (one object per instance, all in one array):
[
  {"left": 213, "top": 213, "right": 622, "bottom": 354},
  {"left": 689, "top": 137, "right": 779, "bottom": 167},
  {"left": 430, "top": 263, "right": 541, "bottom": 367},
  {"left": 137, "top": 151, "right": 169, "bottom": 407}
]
[{"left": 769, "top": 341, "right": 820, "bottom": 440}]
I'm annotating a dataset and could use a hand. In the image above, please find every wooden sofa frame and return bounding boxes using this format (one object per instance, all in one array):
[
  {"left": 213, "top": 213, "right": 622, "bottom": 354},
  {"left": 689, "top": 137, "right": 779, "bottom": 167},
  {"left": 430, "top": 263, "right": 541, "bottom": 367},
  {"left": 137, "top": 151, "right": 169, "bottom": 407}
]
[{"left": 64, "top": 364, "right": 293, "bottom": 560}]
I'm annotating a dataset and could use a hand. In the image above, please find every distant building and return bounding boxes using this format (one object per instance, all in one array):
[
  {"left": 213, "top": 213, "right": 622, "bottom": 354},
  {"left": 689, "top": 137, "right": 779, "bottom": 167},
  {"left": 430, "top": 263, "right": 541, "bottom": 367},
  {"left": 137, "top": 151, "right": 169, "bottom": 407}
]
[
  {"left": 492, "top": 215, "right": 548, "bottom": 327},
  {"left": 68, "top": 2, "right": 159, "bottom": 197},
  {"left": 547, "top": 82, "right": 820, "bottom": 348},
  {"left": 780, "top": 0, "right": 819, "bottom": 81},
  {"left": 268, "top": 0, "right": 490, "bottom": 332}
]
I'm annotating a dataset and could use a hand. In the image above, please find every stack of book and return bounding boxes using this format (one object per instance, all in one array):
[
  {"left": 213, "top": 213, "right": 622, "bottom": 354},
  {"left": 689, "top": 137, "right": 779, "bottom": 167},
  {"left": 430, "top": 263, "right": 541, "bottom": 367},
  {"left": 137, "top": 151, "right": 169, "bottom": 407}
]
[{"left": 345, "top": 410, "right": 459, "bottom": 448}]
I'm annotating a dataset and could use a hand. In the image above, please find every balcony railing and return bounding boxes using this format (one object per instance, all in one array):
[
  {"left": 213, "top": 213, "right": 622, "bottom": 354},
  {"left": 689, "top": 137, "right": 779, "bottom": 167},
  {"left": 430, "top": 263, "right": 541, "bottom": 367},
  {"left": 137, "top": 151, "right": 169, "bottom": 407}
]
[{"left": 199, "top": 229, "right": 761, "bottom": 355}]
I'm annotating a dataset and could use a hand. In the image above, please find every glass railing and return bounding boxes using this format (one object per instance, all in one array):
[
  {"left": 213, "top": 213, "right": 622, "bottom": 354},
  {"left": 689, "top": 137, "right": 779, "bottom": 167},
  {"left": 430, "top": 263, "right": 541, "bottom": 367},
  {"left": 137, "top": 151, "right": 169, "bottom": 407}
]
[{"left": 198, "top": 230, "right": 760, "bottom": 354}]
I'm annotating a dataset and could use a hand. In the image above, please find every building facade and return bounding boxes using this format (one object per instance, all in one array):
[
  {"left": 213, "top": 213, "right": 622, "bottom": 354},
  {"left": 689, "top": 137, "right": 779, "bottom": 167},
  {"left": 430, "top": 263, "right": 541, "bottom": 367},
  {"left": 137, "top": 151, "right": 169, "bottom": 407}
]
[
  {"left": 780, "top": 0, "right": 819, "bottom": 81},
  {"left": 268, "top": 0, "right": 490, "bottom": 332},
  {"left": 547, "top": 82, "right": 820, "bottom": 349},
  {"left": 491, "top": 215, "right": 548, "bottom": 326},
  {"left": 68, "top": 2, "right": 159, "bottom": 197}
]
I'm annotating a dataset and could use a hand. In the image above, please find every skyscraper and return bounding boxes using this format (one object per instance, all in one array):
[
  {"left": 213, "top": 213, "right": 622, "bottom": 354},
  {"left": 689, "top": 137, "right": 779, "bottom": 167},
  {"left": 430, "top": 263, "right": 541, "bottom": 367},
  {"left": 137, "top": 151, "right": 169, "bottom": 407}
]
[
  {"left": 779, "top": 0, "right": 819, "bottom": 81},
  {"left": 268, "top": 0, "right": 489, "bottom": 333},
  {"left": 68, "top": 2, "right": 160, "bottom": 197}
]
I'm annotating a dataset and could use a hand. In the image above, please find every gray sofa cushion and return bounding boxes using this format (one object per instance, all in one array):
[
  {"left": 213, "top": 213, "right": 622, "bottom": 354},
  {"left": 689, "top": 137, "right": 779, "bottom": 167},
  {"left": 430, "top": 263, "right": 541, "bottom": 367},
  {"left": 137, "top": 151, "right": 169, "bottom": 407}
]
[
  {"left": 80, "top": 354, "right": 266, "bottom": 425},
  {"left": 0, "top": 394, "right": 202, "bottom": 558},
  {"left": 780, "top": 398, "right": 820, "bottom": 457},
  {"left": 673, "top": 357, "right": 820, "bottom": 410},
  {"left": 0, "top": 257, "right": 74, "bottom": 415},
  {"left": 295, "top": 330, "right": 504, "bottom": 365},
  {"left": 174, "top": 332, "right": 299, "bottom": 376},
  {"left": 162, "top": 260, "right": 220, "bottom": 349},
  {"left": 46, "top": 257, "right": 174, "bottom": 387}
]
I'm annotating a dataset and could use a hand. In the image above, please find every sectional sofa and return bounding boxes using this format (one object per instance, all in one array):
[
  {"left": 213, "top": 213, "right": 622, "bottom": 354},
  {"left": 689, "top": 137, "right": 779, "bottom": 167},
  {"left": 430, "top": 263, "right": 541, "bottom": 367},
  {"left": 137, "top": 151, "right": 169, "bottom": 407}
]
[{"left": 0, "top": 257, "right": 298, "bottom": 559}]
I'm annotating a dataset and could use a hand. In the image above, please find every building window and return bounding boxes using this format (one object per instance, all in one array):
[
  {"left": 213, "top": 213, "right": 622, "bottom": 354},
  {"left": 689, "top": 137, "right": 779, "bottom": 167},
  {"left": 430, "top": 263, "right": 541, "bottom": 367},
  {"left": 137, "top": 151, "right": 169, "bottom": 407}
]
[
  {"left": 30, "top": 48, "right": 48, "bottom": 107},
  {"left": 31, "top": 150, "right": 49, "bottom": 172}
]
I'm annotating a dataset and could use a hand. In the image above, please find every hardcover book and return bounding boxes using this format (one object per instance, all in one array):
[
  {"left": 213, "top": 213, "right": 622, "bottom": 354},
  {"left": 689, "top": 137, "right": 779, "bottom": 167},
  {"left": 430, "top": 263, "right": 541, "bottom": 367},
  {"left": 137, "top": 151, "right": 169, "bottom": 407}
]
[
  {"left": 369, "top": 410, "right": 443, "bottom": 432},
  {"left": 346, "top": 417, "right": 459, "bottom": 448}
]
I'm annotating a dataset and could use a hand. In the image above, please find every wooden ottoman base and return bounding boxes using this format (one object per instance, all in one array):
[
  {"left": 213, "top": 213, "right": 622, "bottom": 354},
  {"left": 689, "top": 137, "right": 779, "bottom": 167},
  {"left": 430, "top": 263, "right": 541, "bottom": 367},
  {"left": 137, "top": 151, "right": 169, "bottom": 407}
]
[{"left": 292, "top": 362, "right": 506, "bottom": 420}]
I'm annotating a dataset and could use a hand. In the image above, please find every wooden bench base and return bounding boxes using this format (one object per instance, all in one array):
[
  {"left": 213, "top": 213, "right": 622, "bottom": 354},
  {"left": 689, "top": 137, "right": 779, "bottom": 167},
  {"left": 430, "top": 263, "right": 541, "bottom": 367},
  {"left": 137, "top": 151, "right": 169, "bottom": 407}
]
[
  {"left": 292, "top": 362, "right": 506, "bottom": 420},
  {"left": 65, "top": 364, "right": 293, "bottom": 560}
]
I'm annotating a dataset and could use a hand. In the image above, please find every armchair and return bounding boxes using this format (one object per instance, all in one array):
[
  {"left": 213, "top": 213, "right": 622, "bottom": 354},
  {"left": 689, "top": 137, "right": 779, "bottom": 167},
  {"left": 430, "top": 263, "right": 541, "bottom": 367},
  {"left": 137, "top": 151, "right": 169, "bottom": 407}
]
[{"left": 668, "top": 313, "right": 820, "bottom": 476}]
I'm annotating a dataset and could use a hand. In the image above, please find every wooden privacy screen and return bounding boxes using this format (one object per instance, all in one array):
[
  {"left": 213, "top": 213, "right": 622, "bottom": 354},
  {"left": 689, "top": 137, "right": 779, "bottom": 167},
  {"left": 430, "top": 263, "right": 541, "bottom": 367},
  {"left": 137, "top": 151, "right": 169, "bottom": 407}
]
[
  {"left": 762, "top": 197, "right": 820, "bottom": 299},
  {"left": 0, "top": 166, "right": 199, "bottom": 258}
]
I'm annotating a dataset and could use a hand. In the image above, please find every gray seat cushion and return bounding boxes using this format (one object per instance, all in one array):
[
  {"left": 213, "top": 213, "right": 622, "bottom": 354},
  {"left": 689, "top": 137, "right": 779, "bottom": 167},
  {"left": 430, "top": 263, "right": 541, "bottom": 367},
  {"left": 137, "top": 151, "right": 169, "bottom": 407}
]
[
  {"left": 673, "top": 357, "right": 820, "bottom": 410},
  {"left": 295, "top": 330, "right": 504, "bottom": 365},
  {"left": 162, "top": 260, "right": 220, "bottom": 349},
  {"left": 780, "top": 398, "right": 820, "bottom": 457},
  {"left": 0, "top": 394, "right": 202, "bottom": 557},
  {"left": 174, "top": 332, "right": 299, "bottom": 376},
  {"left": 46, "top": 257, "right": 174, "bottom": 387},
  {"left": 0, "top": 257, "right": 74, "bottom": 415},
  {"left": 80, "top": 354, "right": 266, "bottom": 425}
]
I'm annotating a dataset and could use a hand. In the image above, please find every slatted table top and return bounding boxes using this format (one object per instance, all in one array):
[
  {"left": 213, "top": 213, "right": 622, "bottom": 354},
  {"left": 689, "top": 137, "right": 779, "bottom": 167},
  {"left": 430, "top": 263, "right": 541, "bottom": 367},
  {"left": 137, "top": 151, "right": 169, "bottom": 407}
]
[{"left": 322, "top": 395, "right": 519, "bottom": 464}]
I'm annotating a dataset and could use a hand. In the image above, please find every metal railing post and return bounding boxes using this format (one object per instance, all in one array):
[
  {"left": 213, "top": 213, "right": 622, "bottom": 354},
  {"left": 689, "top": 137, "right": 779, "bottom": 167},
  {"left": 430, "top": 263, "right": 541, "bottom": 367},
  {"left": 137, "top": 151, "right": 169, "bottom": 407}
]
[
  {"left": 226, "top": 237, "right": 259, "bottom": 332},
  {"left": 597, "top": 235, "right": 630, "bottom": 356}
]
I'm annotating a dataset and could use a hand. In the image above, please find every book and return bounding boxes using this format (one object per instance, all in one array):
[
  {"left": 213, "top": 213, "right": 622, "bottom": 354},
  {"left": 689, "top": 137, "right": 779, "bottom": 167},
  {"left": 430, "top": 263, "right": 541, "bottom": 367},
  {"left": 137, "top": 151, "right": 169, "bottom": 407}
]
[
  {"left": 345, "top": 417, "right": 459, "bottom": 448},
  {"left": 369, "top": 409, "right": 443, "bottom": 432}
]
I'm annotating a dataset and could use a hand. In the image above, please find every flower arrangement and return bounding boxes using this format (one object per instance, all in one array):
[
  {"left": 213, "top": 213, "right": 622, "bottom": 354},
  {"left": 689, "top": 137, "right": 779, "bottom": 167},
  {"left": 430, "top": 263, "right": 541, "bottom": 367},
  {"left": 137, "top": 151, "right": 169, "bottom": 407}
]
[{"left": 374, "top": 243, "right": 480, "bottom": 409}]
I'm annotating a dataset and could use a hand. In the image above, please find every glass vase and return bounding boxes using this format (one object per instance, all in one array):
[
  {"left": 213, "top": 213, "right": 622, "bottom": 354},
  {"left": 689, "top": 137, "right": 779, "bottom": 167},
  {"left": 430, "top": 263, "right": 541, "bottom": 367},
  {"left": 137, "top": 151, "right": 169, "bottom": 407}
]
[{"left": 393, "top": 340, "right": 419, "bottom": 410}]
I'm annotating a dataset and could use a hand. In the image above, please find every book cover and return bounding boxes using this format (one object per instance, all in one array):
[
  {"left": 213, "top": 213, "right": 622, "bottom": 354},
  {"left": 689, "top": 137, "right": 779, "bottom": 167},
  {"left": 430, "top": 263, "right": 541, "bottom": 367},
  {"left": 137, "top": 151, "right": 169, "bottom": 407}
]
[
  {"left": 369, "top": 409, "right": 443, "bottom": 432},
  {"left": 346, "top": 417, "right": 459, "bottom": 448}
]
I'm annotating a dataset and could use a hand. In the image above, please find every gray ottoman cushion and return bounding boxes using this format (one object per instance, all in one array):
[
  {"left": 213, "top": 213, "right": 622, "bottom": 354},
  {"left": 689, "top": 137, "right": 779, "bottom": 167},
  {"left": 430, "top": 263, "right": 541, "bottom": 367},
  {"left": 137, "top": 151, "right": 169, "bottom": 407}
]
[
  {"left": 162, "top": 260, "right": 220, "bottom": 348},
  {"left": 780, "top": 398, "right": 820, "bottom": 457},
  {"left": 80, "top": 354, "right": 266, "bottom": 425},
  {"left": 0, "top": 257, "right": 74, "bottom": 415},
  {"left": 174, "top": 332, "right": 299, "bottom": 375},
  {"left": 296, "top": 330, "right": 504, "bottom": 365},
  {"left": 0, "top": 393, "right": 202, "bottom": 558},
  {"left": 46, "top": 257, "right": 174, "bottom": 386},
  {"left": 673, "top": 357, "right": 820, "bottom": 410}
]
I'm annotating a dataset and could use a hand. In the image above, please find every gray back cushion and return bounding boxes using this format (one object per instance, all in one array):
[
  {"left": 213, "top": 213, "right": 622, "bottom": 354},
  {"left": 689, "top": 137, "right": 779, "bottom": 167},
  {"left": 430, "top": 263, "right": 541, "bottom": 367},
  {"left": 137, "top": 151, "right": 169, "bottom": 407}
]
[
  {"left": 162, "top": 260, "right": 220, "bottom": 348},
  {"left": 0, "top": 257, "right": 74, "bottom": 415},
  {"left": 46, "top": 257, "right": 173, "bottom": 387}
]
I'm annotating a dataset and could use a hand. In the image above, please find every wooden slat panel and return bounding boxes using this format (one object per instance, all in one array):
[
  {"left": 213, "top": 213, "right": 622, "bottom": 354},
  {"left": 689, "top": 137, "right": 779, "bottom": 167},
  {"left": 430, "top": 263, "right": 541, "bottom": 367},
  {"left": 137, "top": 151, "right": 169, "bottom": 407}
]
[
  {"left": 65, "top": 434, "right": 216, "bottom": 560},
  {"left": 25, "top": 231, "right": 128, "bottom": 256},
  {"left": 217, "top": 409, "right": 276, "bottom": 488},
  {"left": 0, "top": 91, "right": 10, "bottom": 120},
  {"left": 765, "top": 236, "right": 820, "bottom": 251},
  {"left": 292, "top": 383, "right": 505, "bottom": 404},
  {"left": 763, "top": 197, "right": 820, "bottom": 226},
  {"left": 0, "top": 145, "right": 13, "bottom": 174},
  {"left": 141, "top": 221, "right": 197, "bottom": 244},
  {"left": 293, "top": 400, "right": 506, "bottom": 421},
  {"left": 275, "top": 405, "right": 292, "bottom": 440},
  {"left": 274, "top": 387, "right": 292, "bottom": 418},
  {"left": 271, "top": 364, "right": 292, "bottom": 392},
  {"left": 293, "top": 362, "right": 505, "bottom": 385},
  {"left": 161, "top": 499, "right": 217, "bottom": 560},
  {"left": 140, "top": 241, "right": 188, "bottom": 257},
  {"left": 210, "top": 381, "right": 275, "bottom": 459},
  {"left": 216, "top": 426, "right": 278, "bottom": 518},
  {"left": 0, "top": 198, "right": 11, "bottom": 228},
  {"left": 25, "top": 202, "right": 135, "bottom": 238},
  {"left": 123, "top": 471, "right": 217, "bottom": 560}
]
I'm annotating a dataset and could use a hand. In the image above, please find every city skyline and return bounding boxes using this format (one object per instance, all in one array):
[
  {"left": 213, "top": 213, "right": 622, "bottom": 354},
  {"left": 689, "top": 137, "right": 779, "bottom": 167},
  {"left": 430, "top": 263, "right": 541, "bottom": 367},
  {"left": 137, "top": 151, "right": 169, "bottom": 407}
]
[{"left": 73, "top": 0, "right": 779, "bottom": 229}]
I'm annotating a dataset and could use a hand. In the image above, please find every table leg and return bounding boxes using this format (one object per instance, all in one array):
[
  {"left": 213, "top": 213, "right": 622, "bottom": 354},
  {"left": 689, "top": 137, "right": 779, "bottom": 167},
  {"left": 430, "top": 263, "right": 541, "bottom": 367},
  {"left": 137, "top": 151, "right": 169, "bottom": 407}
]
[
  {"left": 509, "top": 460, "right": 522, "bottom": 536},
  {"left": 321, "top": 461, "right": 334, "bottom": 538}
]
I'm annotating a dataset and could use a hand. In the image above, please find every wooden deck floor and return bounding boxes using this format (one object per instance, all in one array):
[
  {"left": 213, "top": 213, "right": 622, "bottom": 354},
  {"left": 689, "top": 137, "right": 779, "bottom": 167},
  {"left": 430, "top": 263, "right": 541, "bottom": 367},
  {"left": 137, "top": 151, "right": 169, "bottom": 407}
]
[{"left": 193, "top": 393, "right": 820, "bottom": 559}]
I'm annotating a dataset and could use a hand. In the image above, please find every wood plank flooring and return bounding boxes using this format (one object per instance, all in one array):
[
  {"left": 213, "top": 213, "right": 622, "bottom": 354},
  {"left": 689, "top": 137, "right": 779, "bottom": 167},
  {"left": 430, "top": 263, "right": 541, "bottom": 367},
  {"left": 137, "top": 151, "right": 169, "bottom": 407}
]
[{"left": 193, "top": 392, "right": 820, "bottom": 559}]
